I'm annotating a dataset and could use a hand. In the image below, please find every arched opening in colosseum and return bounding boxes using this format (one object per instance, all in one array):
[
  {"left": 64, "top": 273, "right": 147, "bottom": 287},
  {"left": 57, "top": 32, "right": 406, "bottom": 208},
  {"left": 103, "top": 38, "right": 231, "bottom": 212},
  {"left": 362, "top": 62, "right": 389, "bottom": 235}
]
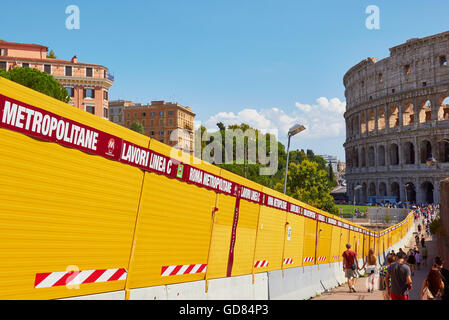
[
  {"left": 362, "top": 183, "right": 367, "bottom": 202},
  {"left": 368, "top": 146, "right": 375, "bottom": 167},
  {"left": 418, "top": 100, "right": 432, "bottom": 123},
  {"left": 389, "top": 106, "right": 399, "bottom": 128},
  {"left": 389, "top": 143, "right": 399, "bottom": 165},
  {"left": 420, "top": 140, "right": 433, "bottom": 164},
  {"left": 402, "top": 102, "right": 415, "bottom": 126},
  {"left": 361, "top": 147, "right": 366, "bottom": 167},
  {"left": 377, "top": 145, "right": 386, "bottom": 166},
  {"left": 353, "top": 115, "right": 359, "bottom": 135},
  {"left": 368, "top": 183, "right": 376, "bottom": 198},
  {"left": 420, "top": 181, "right": 434, "bottom": 204},
  {"left": 437, "top": 139, "right": 449, "bottom": 163},
  {"left": 368, "top": 110, "right": 375, "bottom": 132},
  {"left": 347, "top": 120, "right": 353, "bottom": 137},
  {"left": 360, "top": 113, "right": 366, "bottom": 134},
  {"left": 379, "top": 182, "right": 387, "bottom": 197},
  {"left": 353, "top": 148, "right": 359, "bottom": 168},
  {"left": 378, "top": 108, "right": 386, "bottom": 131},
  {"left": 438, "top": 97, "right": 449, "bottom": 121},
  {"left": 354, "top": 184, "right": 362, "bottom": 203},
  {"left": 391, "top": 182, "right": 400, "bottom": 201},
  {"left": 403, "top": 142, "right": 415, "bottom": 164},
  {"left": 405, "top": 182, "right": 416, "bottom": 203}
]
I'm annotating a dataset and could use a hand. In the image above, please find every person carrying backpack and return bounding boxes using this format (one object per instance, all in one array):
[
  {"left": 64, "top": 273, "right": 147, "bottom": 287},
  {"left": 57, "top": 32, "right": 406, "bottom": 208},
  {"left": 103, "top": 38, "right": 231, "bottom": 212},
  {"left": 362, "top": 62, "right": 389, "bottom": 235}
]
[{"left": 406, "top": 249, "right": 416, "bottom": 276}]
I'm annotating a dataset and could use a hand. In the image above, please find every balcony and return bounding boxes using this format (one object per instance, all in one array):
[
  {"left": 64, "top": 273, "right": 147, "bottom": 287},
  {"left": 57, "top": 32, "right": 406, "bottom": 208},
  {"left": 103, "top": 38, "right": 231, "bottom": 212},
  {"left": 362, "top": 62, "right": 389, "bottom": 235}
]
[{"left": 107, "top": 73, "right": 115, "bottom": 81}]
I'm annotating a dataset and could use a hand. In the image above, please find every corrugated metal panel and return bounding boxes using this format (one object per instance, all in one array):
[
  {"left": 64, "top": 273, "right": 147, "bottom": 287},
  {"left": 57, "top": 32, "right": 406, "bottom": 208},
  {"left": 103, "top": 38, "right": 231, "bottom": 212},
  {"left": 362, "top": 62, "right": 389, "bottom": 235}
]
[
  {"left": 302, "top": 216, "right": 317, "bottom": 266},
  {"left": 283, "top": 210, "right": 305, "bottom": 269},
  {"left": 126, "top": 140, "right": 219, "bottom": 288},
  {"left": 252, "top": 188, "right": 287, "bottom": 272},
  {"left": 219, "top": 170, "right": 261, "bottom": 277},
  {"left": 0, "top": 78, "right": 148, "bottom": 299}
]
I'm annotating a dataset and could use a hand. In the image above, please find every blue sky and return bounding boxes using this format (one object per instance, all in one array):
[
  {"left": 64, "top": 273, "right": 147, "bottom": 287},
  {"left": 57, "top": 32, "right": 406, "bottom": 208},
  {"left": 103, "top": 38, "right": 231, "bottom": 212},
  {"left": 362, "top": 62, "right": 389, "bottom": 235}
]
[{"left": 2, "top": 0, "right": 449, "bottom": 160}]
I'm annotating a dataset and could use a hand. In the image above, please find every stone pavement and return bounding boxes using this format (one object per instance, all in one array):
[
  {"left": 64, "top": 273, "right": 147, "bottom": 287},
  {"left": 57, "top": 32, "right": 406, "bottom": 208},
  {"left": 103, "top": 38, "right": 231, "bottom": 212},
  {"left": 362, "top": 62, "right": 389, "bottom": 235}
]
[{"left": 312, "top": 221, "right": 437, "bottom": 300}]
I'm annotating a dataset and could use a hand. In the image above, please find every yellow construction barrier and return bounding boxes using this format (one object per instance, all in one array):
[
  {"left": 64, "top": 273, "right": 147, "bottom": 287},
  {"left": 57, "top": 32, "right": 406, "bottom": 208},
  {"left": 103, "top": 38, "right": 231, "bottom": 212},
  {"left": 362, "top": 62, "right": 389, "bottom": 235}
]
[{"left": 0, "top": 77, "right": 417, "bottom": 299}]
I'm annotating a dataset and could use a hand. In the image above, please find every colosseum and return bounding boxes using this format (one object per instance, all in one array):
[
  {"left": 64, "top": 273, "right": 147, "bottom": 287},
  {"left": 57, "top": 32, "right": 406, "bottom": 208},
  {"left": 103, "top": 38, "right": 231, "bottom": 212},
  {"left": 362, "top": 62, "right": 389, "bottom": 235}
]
[{"left": 344, "top": 31, "right": 449, "bottom": 206}]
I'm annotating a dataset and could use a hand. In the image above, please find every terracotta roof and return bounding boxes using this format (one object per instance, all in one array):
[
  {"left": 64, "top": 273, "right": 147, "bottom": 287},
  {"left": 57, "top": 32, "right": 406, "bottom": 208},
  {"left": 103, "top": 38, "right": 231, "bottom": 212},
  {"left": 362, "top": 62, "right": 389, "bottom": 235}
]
[
  {"left": 0, "top": 40, "right": 48, "bottom": 50},
  {"left": 0, "top": 55, "right": 107, "bottom": 69}
]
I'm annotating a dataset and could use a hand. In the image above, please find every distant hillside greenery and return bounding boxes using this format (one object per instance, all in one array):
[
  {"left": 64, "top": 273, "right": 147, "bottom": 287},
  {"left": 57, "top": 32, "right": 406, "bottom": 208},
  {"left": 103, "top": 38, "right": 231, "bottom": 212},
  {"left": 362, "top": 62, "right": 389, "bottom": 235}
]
[{"left": 199, "top": 123, "right": 339, "bottom": 215}]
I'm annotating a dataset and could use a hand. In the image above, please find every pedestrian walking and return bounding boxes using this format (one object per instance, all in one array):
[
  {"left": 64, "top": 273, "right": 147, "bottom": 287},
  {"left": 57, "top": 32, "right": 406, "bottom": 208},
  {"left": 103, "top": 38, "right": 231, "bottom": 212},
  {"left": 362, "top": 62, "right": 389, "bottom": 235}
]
[
  {"left": 379, "top": 255, "right": 394, "bottom": 300},
  {"left": 421, "top": 244, "right": 428, "bottom": 267},
  {"left": 360, "top": 248, "right": 378, "bottom": 292},
  {"left": 434, "top": 256, "right": 449, "bottom": 301},
  {"left": 415, "top": 249, "right": 422, "bottom": 271},
  {"left": 386, "top": 251, "right": 412, "bottom": 300},
  {"left": 406, "top": 249, "right": 416, "bottom": 276},
  {"left": 415, "top": 234, "right": 420, "bottom": 247},
  {"left": 420, "top": 268, "right": 444, "bottom": 300},
  {"left": 417, "top": 224, "right": 422, "bottom": 234},
  {"left": 421, "top": 236, "right": 425, "bottom": 247},
  {"left": 342, "top": 243, "right": 359, "bottom": 293}
]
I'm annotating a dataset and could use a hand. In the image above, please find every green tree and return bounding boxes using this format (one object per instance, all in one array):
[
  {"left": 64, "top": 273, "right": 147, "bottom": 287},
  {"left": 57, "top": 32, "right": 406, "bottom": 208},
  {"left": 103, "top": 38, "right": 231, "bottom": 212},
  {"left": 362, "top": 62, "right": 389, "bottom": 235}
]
[
  {"left": 47, "top": 49, "right": 57, "bottom": 59},
  {"left": 130, "top": 121, "right": 144, "bottom": 134},
  {"left": 0, "top": 67, "right": 69, "bottom": 103}
]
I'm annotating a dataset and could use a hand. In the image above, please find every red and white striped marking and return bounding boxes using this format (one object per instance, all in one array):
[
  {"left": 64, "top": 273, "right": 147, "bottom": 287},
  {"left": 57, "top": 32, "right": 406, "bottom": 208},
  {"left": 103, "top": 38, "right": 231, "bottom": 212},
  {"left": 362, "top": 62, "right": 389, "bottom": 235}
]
[
  {"left": 34, "top": 268, "right": 127, "bottom": 288},
  {"left": 254, "top": 260, "right": 269, "bottom": 268},
  {"left": 283, "top": 258, "right": 293, "bottom": 265},
  {"left": 303, "top": 257, "right": 314, "bottom": 263},
  {"left": 161, "top": 264, "right": 207, "bottom": 277},
  {"left": 317, "top": 256, "right": 327, "bottom": 262}
]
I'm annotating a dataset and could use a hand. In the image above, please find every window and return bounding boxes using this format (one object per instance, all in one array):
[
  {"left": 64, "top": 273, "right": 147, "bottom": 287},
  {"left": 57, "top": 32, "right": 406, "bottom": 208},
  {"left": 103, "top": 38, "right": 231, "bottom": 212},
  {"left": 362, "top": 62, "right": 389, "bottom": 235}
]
[
  {"left": 169, "top": 119, "right": 173, "bottom": 125},
  {"left": 392, "top": 88, "right": 395, "bottom": 93},
  {"left": 440, "top": 56, "right": 448, "bottom": 66},
  {"left": 65, "top": 87, "right": 74, "bottom": 98},
  {"left": 22, "top": 63, "right": 29, "bottom": 68},
  {"left": 103, "top": 90, "right": 108, "bottom": 100},
  {"left": 86, "top": 67, "right": 93, "bottom": 77},
  {"left": 65, "top": 66, "right": 72, "bottom": 76},
  {"left": 142, "top": 112, "right": 146, "bottom": 117},
  {"left": 127, "top": 113, "right": 130, "bottom": 119},
  {"left": 160, "top": 131, "right": 164, "bottom": 136},
  {"left": 404, "top": 64, "right": 411, "bottom": 75},
  {"left": 134, "top": 113, "right": 137, "bottom": 119},
  {"left": 84, "top": 88, "right": 95, "bottom": 99},
  {"left": 422, "top": 82, "right": 427, "bottom": 87},
  {"left": 151, "top": 112, "right": 155, "bottom": 117},
  {"left": 44, "top": 64, "right": 51, "bottom": 74},
  {"left": 0, "top": 61, "right": 7, "bottom": 70},
  {"left": 378, "top": 73, "right": 383, "bottom": 83},
  {"left": 86, "top": 106, "right": 95, "bottom": 114},
  {"left": 151, "top": 131, "right": 154, "bottom": 136},
  {"left": 159, "top": 119, "right": 164, "bottom": 126},
  {"left": 159, "top": 111, "right": 164, "bottom": 116},
  {"left": 104, "top": 107, "right": 108, "bottom": 118},
  {"left": 0, "top": 48, "right": 7, "bottom": 56},
  {"left": 169, "top": 111, "right": 173, "bottom": 116},
  {"left": 104, "top": 70, "right": 107, "bottom": 78}
]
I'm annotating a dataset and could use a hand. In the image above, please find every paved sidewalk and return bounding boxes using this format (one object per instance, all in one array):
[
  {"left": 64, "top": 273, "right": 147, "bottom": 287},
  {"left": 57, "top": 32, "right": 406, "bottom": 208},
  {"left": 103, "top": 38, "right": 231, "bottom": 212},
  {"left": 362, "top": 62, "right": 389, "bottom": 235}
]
[{"left": 312, "top": 221, "right": 437, "bottom": 300}]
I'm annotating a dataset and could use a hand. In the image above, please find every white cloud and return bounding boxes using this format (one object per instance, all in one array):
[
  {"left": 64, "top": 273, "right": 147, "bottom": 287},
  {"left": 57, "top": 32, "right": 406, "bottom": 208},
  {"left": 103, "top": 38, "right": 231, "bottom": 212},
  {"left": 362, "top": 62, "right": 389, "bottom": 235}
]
[{"left": 202, "top": 97, "right": 346, "bottom": 139}]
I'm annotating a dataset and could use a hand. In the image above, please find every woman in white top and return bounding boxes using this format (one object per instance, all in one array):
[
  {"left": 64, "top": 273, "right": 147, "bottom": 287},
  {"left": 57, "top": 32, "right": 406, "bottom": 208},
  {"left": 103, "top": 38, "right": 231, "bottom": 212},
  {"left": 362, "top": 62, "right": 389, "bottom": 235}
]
[{"left": 360, "top": 248, "right": 378, "bottom": 292}]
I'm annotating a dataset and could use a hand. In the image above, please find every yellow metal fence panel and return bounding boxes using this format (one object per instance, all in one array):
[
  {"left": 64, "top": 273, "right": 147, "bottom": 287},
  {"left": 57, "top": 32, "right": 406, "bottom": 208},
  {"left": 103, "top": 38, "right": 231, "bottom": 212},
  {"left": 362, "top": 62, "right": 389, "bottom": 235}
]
[
  {"left": 283, "top": 211, "right": 305, "bottom": 269},
  {"left": 0, "top": 78, "right": 147, "bottom": 299},
  {"left": 317, "top": 221, "right": 332, "bottom": 264}
]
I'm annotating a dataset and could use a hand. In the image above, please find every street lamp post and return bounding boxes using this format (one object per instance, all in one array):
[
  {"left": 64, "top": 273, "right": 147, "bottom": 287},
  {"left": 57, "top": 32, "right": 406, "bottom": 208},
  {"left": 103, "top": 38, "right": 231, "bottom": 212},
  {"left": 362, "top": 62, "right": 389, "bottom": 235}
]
[
  {"left": 283, "top": 124, "right": 306, "bottom": 194},
  {"left": 353, "top": 185, "right": 362, "bottom": 222}
]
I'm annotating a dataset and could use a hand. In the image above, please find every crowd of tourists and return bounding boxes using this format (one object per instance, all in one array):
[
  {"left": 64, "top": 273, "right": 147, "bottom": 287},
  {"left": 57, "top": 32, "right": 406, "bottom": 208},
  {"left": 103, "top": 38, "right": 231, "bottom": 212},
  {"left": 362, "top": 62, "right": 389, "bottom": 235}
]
[{"left": 341, "top": 204, "right": 448, "bottom": 300}]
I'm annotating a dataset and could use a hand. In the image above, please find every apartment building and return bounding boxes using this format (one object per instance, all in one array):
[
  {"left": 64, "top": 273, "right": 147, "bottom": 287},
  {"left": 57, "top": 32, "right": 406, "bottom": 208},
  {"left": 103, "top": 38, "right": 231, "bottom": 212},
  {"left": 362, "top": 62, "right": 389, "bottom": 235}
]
[
  {"left": 110, "top": 100, "right": 195, "bottom": 154},
  {"left": 0, "top": 40, "right": 114, "bottom": 119}
]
